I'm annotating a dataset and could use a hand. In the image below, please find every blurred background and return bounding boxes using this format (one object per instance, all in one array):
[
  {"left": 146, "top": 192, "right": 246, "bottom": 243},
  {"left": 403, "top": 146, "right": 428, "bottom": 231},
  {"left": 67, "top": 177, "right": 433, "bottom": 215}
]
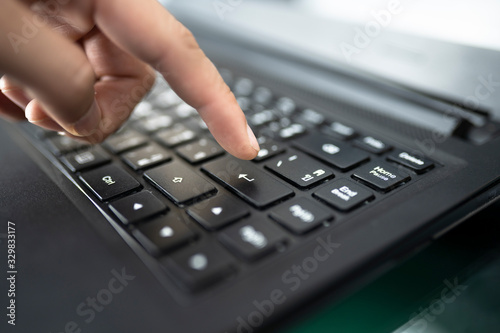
[
  {"left": 163, "top": 0, "right": 500, "bottom": 122},
  {"left": 268, "top": 0, "right": 500, "bottom": 50}
]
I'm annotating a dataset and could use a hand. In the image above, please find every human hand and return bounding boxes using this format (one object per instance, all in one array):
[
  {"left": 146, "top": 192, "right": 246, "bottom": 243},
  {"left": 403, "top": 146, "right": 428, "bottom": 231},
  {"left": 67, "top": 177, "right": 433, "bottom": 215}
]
[{"left": 0, "top": 0, "right": 259, "bottom": 160}]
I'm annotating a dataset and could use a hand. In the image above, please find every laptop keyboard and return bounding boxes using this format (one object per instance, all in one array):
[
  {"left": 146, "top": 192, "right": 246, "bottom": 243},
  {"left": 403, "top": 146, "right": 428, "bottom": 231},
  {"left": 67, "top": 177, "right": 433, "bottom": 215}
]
[{"left": 39, "top": 69, "right": 437, "bottom": 294}]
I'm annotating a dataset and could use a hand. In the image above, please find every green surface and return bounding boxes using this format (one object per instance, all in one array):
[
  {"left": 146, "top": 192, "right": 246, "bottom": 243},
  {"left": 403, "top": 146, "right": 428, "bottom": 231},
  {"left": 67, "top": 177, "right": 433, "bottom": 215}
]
[{"left": 278, "top": 201, "right": 500, "bottom": 333}]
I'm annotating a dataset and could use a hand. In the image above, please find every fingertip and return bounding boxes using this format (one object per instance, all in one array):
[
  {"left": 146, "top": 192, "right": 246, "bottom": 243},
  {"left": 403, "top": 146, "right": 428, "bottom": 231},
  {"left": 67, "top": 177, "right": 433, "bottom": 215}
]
[
  {"left": 25, "top": 101, "right": 65, "bottom": 132},
  {"left": 247, "top": 124, "right": 260, "bottom": 153},
  {"left": 66, "top": 99, "right": 102, "bottom": 137},
  {"left": 225, "top": 145, "right": 259, "bottom": 161},
  {"left": 218, "top": 125, "right": 260, "bottom": 161}
]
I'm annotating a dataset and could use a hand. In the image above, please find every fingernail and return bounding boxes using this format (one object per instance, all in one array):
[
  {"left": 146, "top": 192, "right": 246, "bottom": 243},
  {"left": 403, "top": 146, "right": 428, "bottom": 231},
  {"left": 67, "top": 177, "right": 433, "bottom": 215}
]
[
  {"left": 69, "top": 100, "right": 101, "bottom": 137},
  {"left": 247, "top": 124, "right": 260, "bottom": 152}
]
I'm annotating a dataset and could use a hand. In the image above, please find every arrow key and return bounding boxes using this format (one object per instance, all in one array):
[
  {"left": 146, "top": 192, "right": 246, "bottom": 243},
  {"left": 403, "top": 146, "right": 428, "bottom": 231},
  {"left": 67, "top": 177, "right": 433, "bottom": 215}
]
[
  {"left": 133, "top": 214, "right": 197, "bottom": 256},
  {"left": 144, "top": 161, "right": 217, "bottom": 205},
  {"left": 187, "top": 195, "right": 250, "bottom": 230},
  {"left": 109, "top": 191, "right": 168, "bottom": 225}
]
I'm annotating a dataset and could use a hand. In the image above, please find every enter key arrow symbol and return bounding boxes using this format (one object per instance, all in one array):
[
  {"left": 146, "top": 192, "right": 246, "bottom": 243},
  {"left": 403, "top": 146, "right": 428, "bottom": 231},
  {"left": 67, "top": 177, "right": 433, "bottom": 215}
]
[{"left": 238, "top": 174, "right": 255, "bottom": 182}]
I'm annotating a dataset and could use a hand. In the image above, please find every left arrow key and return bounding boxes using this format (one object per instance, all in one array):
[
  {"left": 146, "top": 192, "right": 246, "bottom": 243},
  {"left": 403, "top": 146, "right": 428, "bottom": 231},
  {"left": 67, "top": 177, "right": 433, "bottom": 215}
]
[{"left": 109, "top": 191, "right": 168, "bottom": 225}]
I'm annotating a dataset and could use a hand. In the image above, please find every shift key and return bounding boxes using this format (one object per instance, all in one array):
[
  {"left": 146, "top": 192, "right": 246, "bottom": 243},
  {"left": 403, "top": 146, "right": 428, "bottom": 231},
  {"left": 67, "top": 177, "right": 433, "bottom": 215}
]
[{"left": 202, "top": 156, "right": 294, "bottom": 209}]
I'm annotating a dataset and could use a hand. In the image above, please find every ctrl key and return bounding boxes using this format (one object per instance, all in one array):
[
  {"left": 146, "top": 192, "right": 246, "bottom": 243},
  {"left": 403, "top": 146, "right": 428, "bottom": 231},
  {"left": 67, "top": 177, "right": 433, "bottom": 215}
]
[
  {"left": 79, "top": 164, "right": 141, "bottom": 201},
  {"left": 162, "top": 242, "right": 235, "bottom": 292}
]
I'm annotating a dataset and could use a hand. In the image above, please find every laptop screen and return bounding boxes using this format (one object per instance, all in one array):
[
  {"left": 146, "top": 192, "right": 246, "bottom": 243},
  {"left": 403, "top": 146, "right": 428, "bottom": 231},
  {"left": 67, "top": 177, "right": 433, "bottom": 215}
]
[{"left": 164, "top": 0, "right": 500, "bottom": 122}]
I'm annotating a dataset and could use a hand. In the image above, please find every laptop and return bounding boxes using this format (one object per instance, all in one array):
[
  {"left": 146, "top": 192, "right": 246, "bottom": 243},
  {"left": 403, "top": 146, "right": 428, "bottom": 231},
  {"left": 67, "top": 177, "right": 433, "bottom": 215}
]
[{"left": 1, "top": 1, "right": 499, "bottom": 332}]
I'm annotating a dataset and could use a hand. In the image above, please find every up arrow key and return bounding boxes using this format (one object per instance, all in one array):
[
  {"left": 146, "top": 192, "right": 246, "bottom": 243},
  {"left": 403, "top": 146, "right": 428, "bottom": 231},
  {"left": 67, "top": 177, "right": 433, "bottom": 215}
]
[
  {"left": 238, "top": 174, "right": 255, "bottom": 182},
  {"left": 211, "top": 207, "right": 223, "bottom": 216}
]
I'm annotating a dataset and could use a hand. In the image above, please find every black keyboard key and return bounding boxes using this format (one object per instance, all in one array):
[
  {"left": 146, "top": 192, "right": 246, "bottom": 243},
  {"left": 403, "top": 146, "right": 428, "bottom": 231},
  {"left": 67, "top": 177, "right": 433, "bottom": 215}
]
[
  {"left": 202, "top": 156, "right": 294, "bottom": 209},
  {"left": 258, "top": 121, "right": 282, "bottom": 139},
  {"left": 233, "top": 77, "right": 254, "bottom": 96},
  {"left": 151, "top": 89, "right": 182, "bottom": 109},
  {"left": 109, "top": 191, "right": 168, "bottom": 225},
  {"left": 130, "top": 101, "right": 155, "bottom": 121},
  {"left": 323, "top": 122, "right": 357, "bottom": 140},
  {"left": 61, "top": 146, "right": 110, "bottom": 172},
  {"left": 270, "top": 198, "right": 333, "bottom": 234},
  {"left": 265, "top": 152, "right": 333, "bottom": 189},
  {"left": 79, "top": 164, "right": 141, "bottom": 201},
  {"left": 47, "top": 135, "right": 90, "bottom": 155},
  {"left": 249, "top": 110, "right": 275, "bottom": 127},
  {"left": 133, "top": 214, "right": 196, "bottom": 256},
  {"left": 163, "top": 242, "right": 234, "bottom": 291},
  {"left": 122, "top": 143, "right": 171, "bottom": 171},
  {"left": 253, "top": 137, "right": 285, "bottom": 162},
  {"left": 275, "top": 97, "right": 296, "bottom": 116},
  {"left": 354, "top": 136, "right": 392, "bottom": 154},
  {"left": 387, "top": 150, "right": 435, "bottom": 174},
  {"left": 314, "top": 179, "right": 374, "bottom": 211},
  {"left": 170, "top": 103, "right": 198, "bottom": 120},
  {"left": 218, "top": 218, "right": 287, "bottom": 261},
  {"left": 103, "top": 129, "right": 148, "bottom": 154},
  {"left": 278, "top": 123, "right": 307, "bottom": 140},
  {"left": 31, "top": 124, "right": 58, "bottom": 139},
  {"left": 176, "top": 138, "right": 225, "bottom": 164},
  {"left": 187, "top": 195, "right": 250, "bottom": 230},
  {"left": 144, "top": 161, "right": 216, "bottom": 205},
  {"left": 252, "top": 87, "right": 273, "bottom": 106},
  {"left": 135, "top": 114, "right": 174, "bottom": 133},
  {"left": 155, "top": 124, "right": 197, "bottom": 148},
  {"left": 183, "top": 116, "right": 209, "bottom": 133},
  {"left": 295, "top": 109, "right": 325, "bottom": 127},
  {"left": 353, "top": 162, "right": 410, "bottom": 192},
  {"left": 294, "top": 133, "right": 369, "bottom": 171}
]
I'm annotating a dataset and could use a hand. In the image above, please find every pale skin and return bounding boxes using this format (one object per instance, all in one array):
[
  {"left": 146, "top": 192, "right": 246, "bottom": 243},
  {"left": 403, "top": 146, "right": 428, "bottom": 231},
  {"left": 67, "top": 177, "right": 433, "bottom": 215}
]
[{"left": 0, "top": 0, "right": 260, "bottom": 160}]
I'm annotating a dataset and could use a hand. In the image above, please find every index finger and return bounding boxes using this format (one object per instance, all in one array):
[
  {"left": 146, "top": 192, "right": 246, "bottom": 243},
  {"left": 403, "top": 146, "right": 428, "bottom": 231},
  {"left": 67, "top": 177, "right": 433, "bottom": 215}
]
[{"left": 93, "top": 0, "right": 259, "bottom": 159}]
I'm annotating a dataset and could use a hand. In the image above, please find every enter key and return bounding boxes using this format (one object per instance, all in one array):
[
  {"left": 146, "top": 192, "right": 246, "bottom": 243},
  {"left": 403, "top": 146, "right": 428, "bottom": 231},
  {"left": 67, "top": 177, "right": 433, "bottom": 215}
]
[{"left": 202, "top": 156, "right": 294, "bottom": 209}]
